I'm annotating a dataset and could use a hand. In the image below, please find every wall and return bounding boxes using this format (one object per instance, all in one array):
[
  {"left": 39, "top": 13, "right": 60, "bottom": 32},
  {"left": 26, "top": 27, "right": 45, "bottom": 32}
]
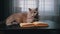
[
  {"left": 0, "top": 0, "right": 22, "bottom": 22},
  {"left": 0, "top": 0, "right": 10, "bottom": 21},
  {"left": 0, "top": 0, "right": 60, "bottom": 22}
]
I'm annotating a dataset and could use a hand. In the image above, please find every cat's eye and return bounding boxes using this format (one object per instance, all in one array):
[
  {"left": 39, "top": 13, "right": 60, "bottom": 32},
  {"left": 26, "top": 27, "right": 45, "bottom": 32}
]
[{"left": 34, "top": 12, "right": 36, "bottom": 13}]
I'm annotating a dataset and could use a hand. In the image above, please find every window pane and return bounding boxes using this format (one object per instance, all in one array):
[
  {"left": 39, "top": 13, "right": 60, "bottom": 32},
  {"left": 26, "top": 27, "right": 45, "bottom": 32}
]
[
  {"left": 19, "top": 0, "right": 37, "bottom": 11},
  {"left": 39, "top": 0, "right": 55, "bottom": 16},
  {"left": 45, "top": 0, "right": 55, "bottom": 16}
]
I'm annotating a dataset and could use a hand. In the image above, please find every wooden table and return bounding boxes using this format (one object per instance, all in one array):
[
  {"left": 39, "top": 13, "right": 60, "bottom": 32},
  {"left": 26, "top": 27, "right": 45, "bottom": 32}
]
[{"left": 4, "top": 20, "right": 60, "bottom": 29}]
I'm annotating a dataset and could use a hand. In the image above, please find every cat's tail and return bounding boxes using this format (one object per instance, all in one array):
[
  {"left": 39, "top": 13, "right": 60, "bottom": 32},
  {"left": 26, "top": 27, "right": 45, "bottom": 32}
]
[
  {"left": 5, "top": 16, "right": 14, "bottom": 26},
  {"left": 6, "top": 18, "right": 14, "bottom": 26},
  {"left": 2, "top": 19, "right": 11, "bottom": 26}
]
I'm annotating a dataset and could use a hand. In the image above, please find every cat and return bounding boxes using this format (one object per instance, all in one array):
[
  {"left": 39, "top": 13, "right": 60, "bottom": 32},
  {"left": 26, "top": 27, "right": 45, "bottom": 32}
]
[{"left": 6, "top": 8, "right": 38, "bottom": 26}]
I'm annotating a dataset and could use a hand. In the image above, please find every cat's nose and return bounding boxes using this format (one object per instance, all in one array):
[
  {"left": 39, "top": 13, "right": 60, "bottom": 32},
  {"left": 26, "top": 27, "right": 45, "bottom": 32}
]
[
  {"left": 32, "top": 16, "right": 33, "bottom": 17},
  {"left": 32, "top": 16, "right": 34, "bottom": 17}
]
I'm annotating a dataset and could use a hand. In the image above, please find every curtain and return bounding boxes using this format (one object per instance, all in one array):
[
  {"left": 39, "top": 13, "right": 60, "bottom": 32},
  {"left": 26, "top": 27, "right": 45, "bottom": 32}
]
[
  {"left": 13, "top": 0, "right": 55, "bottom": 20},
  {"left": 19, "top": 0, "right": 37, "bottom": 12},
  {"left": 18, "top": 0, "right": 55, "bottom": 16}
]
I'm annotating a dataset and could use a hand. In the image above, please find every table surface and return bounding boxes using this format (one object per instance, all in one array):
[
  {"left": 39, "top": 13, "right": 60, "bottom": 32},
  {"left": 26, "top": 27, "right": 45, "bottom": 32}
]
[{"left": 1, "top": 20, "right": 60, "bottom": 29}]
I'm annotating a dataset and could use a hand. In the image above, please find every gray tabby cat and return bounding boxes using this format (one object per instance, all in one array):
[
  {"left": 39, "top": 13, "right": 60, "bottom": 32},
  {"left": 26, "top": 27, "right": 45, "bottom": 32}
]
[{"left": 6, "top": 8, "right": 38, "bottom": 26}]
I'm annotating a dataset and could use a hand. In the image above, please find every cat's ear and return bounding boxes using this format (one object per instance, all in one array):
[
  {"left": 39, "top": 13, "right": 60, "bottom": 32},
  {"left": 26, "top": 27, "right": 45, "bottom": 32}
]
[
  {"left": 35, "top": 8, "right": 38, "bottom": 11},
  {"left": 29, "top": 8, "right": 31, "bottom": 11}
]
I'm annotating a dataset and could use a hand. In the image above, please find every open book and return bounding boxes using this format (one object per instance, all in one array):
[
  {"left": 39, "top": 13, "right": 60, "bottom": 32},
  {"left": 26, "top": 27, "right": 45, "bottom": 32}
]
[{"left": 20, "top": 22, "right": 48, "bottom": 28}]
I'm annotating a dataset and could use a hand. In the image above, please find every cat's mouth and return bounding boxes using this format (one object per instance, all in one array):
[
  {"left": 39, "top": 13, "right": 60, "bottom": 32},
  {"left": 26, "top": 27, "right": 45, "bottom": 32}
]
[
  {"left": 28, "top": 17, "right": 34, "bottom": 19},
  {"left": 27, "top": 15, "right": 35, "bottom": 19}
]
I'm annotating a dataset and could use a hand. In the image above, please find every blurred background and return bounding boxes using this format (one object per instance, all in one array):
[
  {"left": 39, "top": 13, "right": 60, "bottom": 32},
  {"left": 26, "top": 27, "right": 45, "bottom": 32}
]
[
  {"left": 0, "top": 0, "right": 60, "bottom": 29},
  {"left": 1, "top": 0, "right": 60, "bottom": 21}
]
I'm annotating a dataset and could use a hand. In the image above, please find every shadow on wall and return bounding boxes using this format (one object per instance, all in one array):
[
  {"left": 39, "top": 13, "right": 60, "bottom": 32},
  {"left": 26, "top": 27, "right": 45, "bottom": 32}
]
[
  {"left": 38, "top": 11, "right": 59, "bottom": 22},
  {"left": 39, "top": 16, "right": 58, "bottom": 22},
  {"left": 0, "top": 7, "right": 22, "bottom": 22},
  {"left": 5, "top": 7, "right": 22, "bottom": 20}
]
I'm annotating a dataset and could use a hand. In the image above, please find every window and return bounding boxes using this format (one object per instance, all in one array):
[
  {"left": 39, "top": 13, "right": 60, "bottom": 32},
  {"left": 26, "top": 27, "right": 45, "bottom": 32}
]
[
  {"left": 19, "top": 0, "right": 37, "bottom": 12},
  {"left": 13, "top": 0, "right": 55, "bottom": 16}
]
